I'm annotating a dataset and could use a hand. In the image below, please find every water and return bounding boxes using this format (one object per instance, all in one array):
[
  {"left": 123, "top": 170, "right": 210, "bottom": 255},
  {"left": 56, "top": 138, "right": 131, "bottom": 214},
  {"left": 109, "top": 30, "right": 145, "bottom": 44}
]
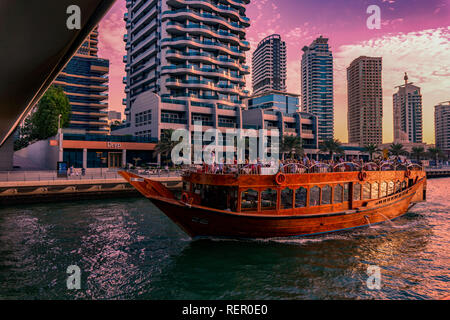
[{"left": 0, "top": 178, "right": 449, "bottom": 300}]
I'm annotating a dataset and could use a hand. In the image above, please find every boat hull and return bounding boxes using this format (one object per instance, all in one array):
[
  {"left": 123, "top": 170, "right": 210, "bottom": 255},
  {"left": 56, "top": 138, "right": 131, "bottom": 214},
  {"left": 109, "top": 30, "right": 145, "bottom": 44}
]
[
  {"left": 119, "top": 171, "right": 426, "bottom": 239},
  {"left": 150, "top": 185, "right": 420, "bottom": 239}
]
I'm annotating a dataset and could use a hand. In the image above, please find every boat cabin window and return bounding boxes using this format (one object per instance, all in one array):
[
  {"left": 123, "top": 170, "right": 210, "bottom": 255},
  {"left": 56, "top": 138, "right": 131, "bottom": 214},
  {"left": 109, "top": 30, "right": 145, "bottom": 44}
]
[
  {"left": 261, "top": 189, "right": 277, "bottom": 210},
  {"left": 295, "top": 187, "right": 307, "bottom": 208},
  {"left": 380, "top": 182, "right": 387, "bottom": 197},
  {"left": 202, "top": 185, "right": 237, "bottom": 211},
  {"left": 363, "top": 183, "right": 371, "bottom": 200},
  {"left": 395, "top": 181, "right": 401, "bottom": 193},
  {"left": 401, "top": 181, "right": 406, "bottom": 190},
  {"left": 353, "top": 183, "right": 361, "bottom": 201},
  {"left": 310, "top": 186, "right": 320, "bottom": 206},
  {"left": 241, "top": 189, "right": 258, "bottom": 210},
  {"left": 193, "top": 183, "right": 202, "bottom": 195},
  {"left": 334, "top": 185, "right": 343, "bottom": 203},
  {"left": 388, "top": 181, "right": 394, "bottom": 195},
  {"left": 281, "top": 188, "right": 293, "bottom": 209},
  {"left": 321, "top": 185, "right": 332, "bottom": 205},
  {"left": 183, "top": 181, "right": 190, "bottom": 192},
  {"left": 343, "top": 183, "right": 349, "bottom": 201},
  {"left": 371, "top": 182, "right": 379, "bottom": 199}
]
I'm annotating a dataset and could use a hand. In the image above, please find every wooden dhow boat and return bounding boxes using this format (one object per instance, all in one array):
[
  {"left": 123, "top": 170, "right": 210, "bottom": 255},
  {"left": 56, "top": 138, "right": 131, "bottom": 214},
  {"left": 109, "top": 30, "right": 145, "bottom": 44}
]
[{"left": 119, "top": 162, "right": 426, "bottom": 239}]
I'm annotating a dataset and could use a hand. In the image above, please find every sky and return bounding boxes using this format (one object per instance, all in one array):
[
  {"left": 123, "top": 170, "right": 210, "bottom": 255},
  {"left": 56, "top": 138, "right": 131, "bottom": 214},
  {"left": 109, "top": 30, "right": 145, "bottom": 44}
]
[{"left": 98, "top": 0, "right": 450, "bottom": 144}]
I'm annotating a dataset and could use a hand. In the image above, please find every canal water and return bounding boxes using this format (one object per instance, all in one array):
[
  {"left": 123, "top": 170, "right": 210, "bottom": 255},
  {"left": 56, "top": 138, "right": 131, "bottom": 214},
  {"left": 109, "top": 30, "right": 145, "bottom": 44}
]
[{"left": 0, "top": 178, "right": 448, "bottom": 300}]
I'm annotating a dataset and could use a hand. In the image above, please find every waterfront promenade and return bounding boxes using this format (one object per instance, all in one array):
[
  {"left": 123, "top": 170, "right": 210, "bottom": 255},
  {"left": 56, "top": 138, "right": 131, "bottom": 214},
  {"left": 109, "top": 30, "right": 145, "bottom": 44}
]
[{"left": 0, "top": 169, "right": 182, "bottom": 205}]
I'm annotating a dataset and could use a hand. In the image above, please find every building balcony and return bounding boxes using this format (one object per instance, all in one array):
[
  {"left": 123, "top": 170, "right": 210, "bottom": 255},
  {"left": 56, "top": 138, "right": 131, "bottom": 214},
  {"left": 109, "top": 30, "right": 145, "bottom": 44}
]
[
  {"left": 161, "top": 37, "right": 246, "bottom": 59},
  {"left": 162, "top": 9, "right": 246, "bottom": 35}
]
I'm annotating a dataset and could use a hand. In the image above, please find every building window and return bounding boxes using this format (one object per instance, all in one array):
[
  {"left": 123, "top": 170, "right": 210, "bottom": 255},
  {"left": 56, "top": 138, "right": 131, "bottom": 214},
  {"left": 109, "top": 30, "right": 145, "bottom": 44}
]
[
  {"left": 281, "top": 188, "right": 293, "bottom": 209},
  {"left": 295, "top": 187, "right": 307, "bottom": 208}
]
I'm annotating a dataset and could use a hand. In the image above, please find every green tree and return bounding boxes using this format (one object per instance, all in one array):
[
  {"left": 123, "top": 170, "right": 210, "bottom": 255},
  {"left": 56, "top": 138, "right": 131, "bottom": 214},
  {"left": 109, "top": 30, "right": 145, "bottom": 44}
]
[
  {"left": 411, "top": 146, "right": 425, "bottom": 162},
  {"left": 31, "top": 85, "right": 71, "bottom": 140},
  {"left": 363, "top": 144, "right": 380, "bottom": 161},
  {"left": 14, "top": 86, "right": 71, "bottom": 150},
  {"left": 280, "top": 135, "right": 303, "bottom": 160},
  {"left": 388, "top": 143, "right": 408, "bottom": 157},
  {"left": 319, "top": 139, "right": 343, "bottom": 160}
]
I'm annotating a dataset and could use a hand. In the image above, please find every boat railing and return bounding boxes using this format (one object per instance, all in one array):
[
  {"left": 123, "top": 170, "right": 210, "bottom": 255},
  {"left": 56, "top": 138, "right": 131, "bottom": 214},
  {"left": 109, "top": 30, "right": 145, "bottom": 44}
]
[
  {"left": 280, "top": 163, "right": 308, "bottom": 174},
  {"left": 181, "top": 161, "right": 424, "bottom": 176},
  {"left": 333, "top": 162, "right": 361, "bottom": 172},
  {"left": 362, "top": 162, "right": 380, "bottom": 171},
  {"left": 407, "top": 163, "right": 423, "bottom": 171}
]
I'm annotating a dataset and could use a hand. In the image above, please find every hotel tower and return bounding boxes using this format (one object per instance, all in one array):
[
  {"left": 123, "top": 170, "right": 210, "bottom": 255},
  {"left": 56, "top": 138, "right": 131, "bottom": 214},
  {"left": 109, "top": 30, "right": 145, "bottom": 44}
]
[
  {"left": 347, "top": 56, "right": 383, "bottom": 146},
  {"left": 121, "top": 0, "right": 251, "bottom": 141},
  {"left": 435, "top": 101, "right": 450, "bottom": 157},
  {"left": 301, "top": 36, "right": 334, "bottom": 142},
  {"left": 393, "top": 73, "right": 423, "bottom": 143},
  {"left": 252, "top": 34, "right": 287, "bottom": 95},
  {"left": 54, "top": 27, "right": 110, "bottom": 135}
]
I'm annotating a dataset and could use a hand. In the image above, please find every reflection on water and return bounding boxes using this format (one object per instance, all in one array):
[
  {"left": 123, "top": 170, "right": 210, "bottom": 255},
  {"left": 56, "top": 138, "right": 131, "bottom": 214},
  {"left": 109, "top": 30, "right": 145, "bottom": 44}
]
[{"left": 0, "top": 178, "right": 448, "bottom": 299}]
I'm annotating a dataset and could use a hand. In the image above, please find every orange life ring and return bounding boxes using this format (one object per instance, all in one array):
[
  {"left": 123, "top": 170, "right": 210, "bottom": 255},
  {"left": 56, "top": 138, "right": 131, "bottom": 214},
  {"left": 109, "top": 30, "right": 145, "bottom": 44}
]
[
  {"left": 275, "top": 172, "right": 286, "bottom": 185},
  {"left": 181, "top": 192, "right": 190, "bottom": 203},
  {"left": 358, "top": 171, "right": 367, "bottom": 181},
  {"left": 405, "top": 170, "right": 411, "bottom": 178}
]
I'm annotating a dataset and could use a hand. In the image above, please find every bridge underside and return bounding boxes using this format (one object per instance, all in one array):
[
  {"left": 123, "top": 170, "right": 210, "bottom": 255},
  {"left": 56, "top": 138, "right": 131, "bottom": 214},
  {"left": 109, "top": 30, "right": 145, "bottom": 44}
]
[{"left": 0, "top": 0, "right": 115, "bottom": 149}]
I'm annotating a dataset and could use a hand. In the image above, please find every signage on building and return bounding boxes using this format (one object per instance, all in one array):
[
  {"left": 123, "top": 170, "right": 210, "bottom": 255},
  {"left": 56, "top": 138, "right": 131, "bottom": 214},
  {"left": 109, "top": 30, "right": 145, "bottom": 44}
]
[{"left": 107, "top": 142, "right": 122, "bottom": 149}]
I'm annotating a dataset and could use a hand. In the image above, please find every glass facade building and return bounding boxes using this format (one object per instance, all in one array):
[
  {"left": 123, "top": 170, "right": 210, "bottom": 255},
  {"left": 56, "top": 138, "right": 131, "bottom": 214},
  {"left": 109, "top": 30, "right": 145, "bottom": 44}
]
[
  {"left": 247, "top": 91, "right": 299, "bottom": 114},
  {"left": 301, "top": 36, "right": 334, "bottom": 142},
  {"left": 54, "top": 27, "right": 110, "bottom": 135}
]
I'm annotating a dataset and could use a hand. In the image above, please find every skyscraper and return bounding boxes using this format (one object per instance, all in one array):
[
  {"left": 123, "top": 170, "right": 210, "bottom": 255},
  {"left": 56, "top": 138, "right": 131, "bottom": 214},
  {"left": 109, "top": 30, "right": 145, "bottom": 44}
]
[
  {"left": 252, "top": 34, "right": 287, "bottom": 95},
  {"left": 347, "top": 56, "right": 383, "bottom": 146},
  {"left": 393, "top": 73, "right": 423, "bottom": 143},
  {"left": 54, "top": 27, "right": 110, "bottom": 135},
  {"left": 301, "top": 36, "right": 334, "bottom": 142},
  {"left": 122, "top": 0, "right": 251, "bottom": 138},
  {"left": 435, "top": 101, "right": 450, "bottom": 157}
]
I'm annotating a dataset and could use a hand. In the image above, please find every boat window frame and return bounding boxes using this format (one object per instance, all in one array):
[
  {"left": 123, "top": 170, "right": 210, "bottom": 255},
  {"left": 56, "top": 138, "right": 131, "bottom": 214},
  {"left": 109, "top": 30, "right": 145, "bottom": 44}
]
[
  {"left": 362, "top": 182, "right": 371, "bottom": 200},
  {"left": 309, "top": 186, "right": 320, "bottom": 207},
  {"left": 261, "top": 188, "right": 278, "bottom": 211},
  {"left": 343, "top": 183, "right": 350, "bottom": 202},
  {"left": 334, "top": 184, "right": 343, "bottom": 203},
  {"left": 371, "top": 182, "right": 379, "bottom": 199},
  {"left": 321, "top": 185, "right": 332, "bottom": 205},
  {"left": 380, "top": 181, "right": 387, "bottom": 198},
  {"left": 240, "top": 188, "right": 259, "bottom": 211},
  {"left": 280, "top": 187, "right": 294, "bottom": 210},
  {"left": 294, "top": 186, "right": 308, "bottom": 208},
  {"left": 353, "top": 183, "right": 361, "bottom": 201}
]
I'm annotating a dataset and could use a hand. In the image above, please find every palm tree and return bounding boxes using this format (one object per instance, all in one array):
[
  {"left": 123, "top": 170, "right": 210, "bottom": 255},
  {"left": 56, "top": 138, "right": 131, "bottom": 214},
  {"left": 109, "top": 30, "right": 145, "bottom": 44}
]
[
  {"left": 411, "top": 146, "right": 425, "bottom": 162},
  {"left": 363, "top": 144, "right": 380, "bottom": 161},
  {"left": 319, "top": 139, "right": 343, "bottom": 161},
  {"left": 280, "top": 135, "right": 303, "bottom": 160},
  {"left": 155, "top": 129, "right": 179, "bottom": 165},
  {"left": 388, "top": 143, "right": 407, "bottom": 157},
  {"left": 427, "top": 147, "right": 443, "bottom": 166}
]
